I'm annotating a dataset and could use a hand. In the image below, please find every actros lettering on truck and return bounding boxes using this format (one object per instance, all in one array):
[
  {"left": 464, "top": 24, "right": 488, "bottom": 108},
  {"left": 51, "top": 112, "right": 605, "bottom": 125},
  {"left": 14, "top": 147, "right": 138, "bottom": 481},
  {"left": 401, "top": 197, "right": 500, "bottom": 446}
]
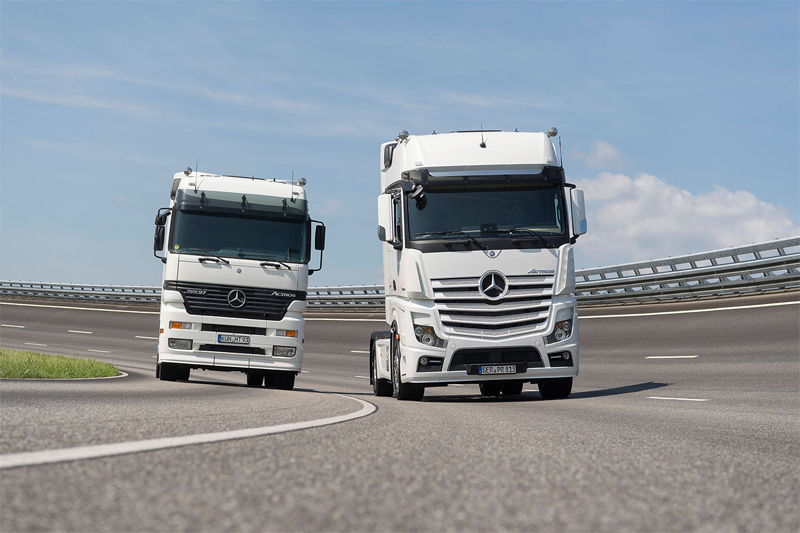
[
  {"left": 153, "top": 168, "right": 326, "bottom": 390},
  {"left": 369, "top": 128, "right": 588, "bottom": 401}
]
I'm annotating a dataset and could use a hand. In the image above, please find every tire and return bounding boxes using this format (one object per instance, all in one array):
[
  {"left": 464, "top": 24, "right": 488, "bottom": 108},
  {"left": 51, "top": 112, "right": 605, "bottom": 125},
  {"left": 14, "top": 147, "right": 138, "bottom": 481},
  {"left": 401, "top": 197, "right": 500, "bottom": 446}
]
[
  {"left": 391, "top": 333, "right": 424, "bottom": 401},
  {"left": 501, "top": 381, "right": 524, "bottom": 396},
  {"left": 274, "top": 372, "right": 295, "bottom": 391},
  {"left": 175, "top": 366, "right": 190, "bottom": 381},
  {"left": 158, "top": 363, "right": 178, "bottom": 381},
  {"left": 479, "top": 382, "right": 503, "bottom": 397},
  {"left": 372, "top": 342, "right": 393, "bottom": 397},
  {"left": 246, "top": 371, "right": 265, "bottom": 388},
  {"left": 538, "top": 377, "right": 572, "bottom": 400}
]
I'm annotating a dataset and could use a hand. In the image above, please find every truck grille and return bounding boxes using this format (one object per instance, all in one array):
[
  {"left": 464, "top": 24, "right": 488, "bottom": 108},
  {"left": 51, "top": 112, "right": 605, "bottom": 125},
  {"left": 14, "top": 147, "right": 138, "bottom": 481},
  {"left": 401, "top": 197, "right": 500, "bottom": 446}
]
[
  {"left": 433, "top": 274, "right": 554, "bottom": 337},
  {"left": 164, "top": 281, "right": 305, "bottom": 321}
]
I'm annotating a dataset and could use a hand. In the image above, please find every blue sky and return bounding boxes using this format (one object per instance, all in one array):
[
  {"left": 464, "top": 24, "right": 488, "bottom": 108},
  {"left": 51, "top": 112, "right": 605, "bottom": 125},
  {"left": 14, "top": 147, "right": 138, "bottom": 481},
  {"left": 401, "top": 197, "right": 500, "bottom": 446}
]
[{"left": 1, "top": 1, "right": 798, "bottom": 286}]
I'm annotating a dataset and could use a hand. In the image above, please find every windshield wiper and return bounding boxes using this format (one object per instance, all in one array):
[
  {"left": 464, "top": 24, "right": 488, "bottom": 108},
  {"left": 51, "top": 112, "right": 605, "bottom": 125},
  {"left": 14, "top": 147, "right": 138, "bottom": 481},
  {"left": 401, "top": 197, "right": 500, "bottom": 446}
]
[
  {"left": 260, "top": 260, "right": 291, "bottom": 270},
  {"left": 185, "top": 249, "right": 231, "bottom": 265},
  {"left": 413, "top": 231, "right": 488, "bottom": 250},
  {"left": 492, "top": 228, "right": 552, "bottom": 248}
]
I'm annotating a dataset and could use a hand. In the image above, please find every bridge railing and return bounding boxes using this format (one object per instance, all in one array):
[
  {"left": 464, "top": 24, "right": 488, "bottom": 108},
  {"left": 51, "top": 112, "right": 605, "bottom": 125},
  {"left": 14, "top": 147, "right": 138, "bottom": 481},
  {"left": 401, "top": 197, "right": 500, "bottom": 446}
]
[{"left": 2, "top": 237, "right": 798, "bottom": 309}]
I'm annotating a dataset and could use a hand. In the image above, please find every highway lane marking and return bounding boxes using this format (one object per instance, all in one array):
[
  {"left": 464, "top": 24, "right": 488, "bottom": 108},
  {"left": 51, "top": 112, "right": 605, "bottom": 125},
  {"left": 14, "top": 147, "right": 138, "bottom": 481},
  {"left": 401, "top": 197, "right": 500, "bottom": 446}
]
[
  {"left": 68, "top": 330, "right": 92, "bottom": 334},
  {"left": 306, "top": 318, "right": 386, "bottom": 322},
  {"left": 300, "top": 370, "right": 309, "bottom": 373},
  {"left": 1, "top": 324, "right": 25, "bottom": 328},
  {"left": 0, "top": 302, "right": 159, "bottom": 315},
  {"left": 351, "top": 350, "right": 369, "bottom": 354},
  {"left": 646, "top": 355, "right": 699, "bottom": 359},
  {"left": 647, "top": 396, "right": 709, "bottom": 402},
  {"left": 24, "top": 342, "right": 47, "bottom": 347},
  {"left": 88, "top": 349, "right": 110, "bottom": 354},
  {"left": 135, "top": 336, "right": 158, "bottom": 340},
  {"left": 0, "top": 394, "right": 376, "bottom": 470},
  {"left": 354, "top": 375, "right": 371, "bottom": 379},
  {"left": 582, "top": 299, "right": 799, "bottom": 319}
]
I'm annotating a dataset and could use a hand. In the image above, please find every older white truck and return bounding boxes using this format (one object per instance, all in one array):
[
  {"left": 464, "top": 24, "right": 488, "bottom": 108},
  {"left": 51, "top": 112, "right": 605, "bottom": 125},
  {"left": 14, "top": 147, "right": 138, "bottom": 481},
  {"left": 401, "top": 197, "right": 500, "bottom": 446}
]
[
  {"left": 370, "top": 129, "right": 587, "bottom": 400},
  {"left": 153, "top": 168, "right": 325, "bottom": 389}
]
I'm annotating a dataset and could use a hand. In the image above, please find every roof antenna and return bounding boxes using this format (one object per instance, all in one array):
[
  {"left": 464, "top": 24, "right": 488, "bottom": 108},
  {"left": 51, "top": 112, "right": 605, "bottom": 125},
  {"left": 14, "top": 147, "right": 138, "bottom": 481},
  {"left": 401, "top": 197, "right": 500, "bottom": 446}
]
[
  {"left": 480, "top": 124, "right": 486, "bottom": 148},
  {"left": 194, "top": 161, "right": 199, "bottom": 192}
]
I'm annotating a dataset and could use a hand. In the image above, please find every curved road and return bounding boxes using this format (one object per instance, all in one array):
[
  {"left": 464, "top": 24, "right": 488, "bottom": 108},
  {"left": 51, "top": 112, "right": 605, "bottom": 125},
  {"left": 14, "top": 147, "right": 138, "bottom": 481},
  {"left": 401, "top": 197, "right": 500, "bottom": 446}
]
[{"left": 1, "top": 293, "right": 798, "bottom": 532}]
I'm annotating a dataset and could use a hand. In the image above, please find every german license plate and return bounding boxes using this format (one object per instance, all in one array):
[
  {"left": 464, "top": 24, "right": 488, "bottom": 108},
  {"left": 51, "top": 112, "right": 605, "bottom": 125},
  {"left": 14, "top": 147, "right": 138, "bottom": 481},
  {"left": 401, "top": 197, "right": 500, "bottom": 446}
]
[
  {"left": 218, "top": 334, "right": 250, "bottom": 345},
  {"left": 479, "top": 364, "right": 517, "bottom": 375}
]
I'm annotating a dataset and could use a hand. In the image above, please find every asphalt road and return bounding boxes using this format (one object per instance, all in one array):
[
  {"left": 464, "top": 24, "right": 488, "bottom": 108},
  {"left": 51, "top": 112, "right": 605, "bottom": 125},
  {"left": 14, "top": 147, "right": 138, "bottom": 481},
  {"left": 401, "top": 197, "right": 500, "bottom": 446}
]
[{"left": 1, "top": 292, "right": 798, "bottom": 532}]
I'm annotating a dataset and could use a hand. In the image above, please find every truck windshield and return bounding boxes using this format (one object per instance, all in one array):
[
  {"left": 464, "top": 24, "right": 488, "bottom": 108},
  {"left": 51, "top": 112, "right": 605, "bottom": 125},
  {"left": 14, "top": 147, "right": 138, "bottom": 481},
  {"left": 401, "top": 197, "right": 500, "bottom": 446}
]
[
  {"left": 408, "top": 182, "right": 567, "bottom": 243},
  {"left": 170, "top": 190, "right": 309, "bottom": 263}
]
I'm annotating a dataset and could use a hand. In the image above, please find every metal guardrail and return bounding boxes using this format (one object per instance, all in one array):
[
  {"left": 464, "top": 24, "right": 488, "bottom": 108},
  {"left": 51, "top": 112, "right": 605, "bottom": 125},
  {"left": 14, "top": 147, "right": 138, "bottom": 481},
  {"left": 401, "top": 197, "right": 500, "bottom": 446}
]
[{"left": 2, "top": 237, "right": 798, "bottom": 309}]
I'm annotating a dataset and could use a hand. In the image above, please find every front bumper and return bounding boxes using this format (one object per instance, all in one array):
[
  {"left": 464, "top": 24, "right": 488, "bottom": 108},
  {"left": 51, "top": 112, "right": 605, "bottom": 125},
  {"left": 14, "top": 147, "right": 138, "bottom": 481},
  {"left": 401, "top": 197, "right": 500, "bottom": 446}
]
[
  {"left": 399, "top": 331, "right": 578, "bottom": 384},
  {"left": 157, "top": 302, "right": 305, "bottom": 373}
]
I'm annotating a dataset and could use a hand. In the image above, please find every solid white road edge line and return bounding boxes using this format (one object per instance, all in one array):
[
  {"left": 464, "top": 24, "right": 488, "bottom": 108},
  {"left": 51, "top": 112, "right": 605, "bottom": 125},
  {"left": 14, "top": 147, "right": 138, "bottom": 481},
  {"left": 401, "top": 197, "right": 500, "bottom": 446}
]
[
  {"left": 647, "top": 396, "right": 709, "bottom": 402},
  {"left": 0, "top": 302, "right": 159, "bottom": 315},
  {"left": 1, "top": 324, "right": 25, "bottom": 328},
  {"left": 0, "top": 393, "right": 376, "bottom": 470},
  {"left": 68, "top": 330, "right": 92, "bottom": 334},
  {"left": 645, "top": 355, "right": 700, "bottom": 359},
  {"left": 582, "top": 300, "right": 799, "bottom": 319}
]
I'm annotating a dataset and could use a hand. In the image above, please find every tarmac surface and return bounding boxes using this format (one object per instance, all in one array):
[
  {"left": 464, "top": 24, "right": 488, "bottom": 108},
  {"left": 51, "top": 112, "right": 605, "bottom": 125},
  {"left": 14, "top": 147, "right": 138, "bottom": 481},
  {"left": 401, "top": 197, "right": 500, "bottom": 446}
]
[{"left": 1, "top": 292, "right": 798, "bottom": 532}]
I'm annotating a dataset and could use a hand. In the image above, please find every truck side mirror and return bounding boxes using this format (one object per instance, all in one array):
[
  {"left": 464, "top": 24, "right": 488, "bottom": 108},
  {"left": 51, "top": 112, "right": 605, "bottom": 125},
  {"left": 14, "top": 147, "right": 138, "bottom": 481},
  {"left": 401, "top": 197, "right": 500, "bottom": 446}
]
[
  {"left": 154, "top": 225, "right": 165, "bottom": 252},
  {"left": 571, "top": 188, "right": 588, "bottom": 236},
  {"left": 377, "top": 194, "right": 395, "bottom": 242},
  {"left": 314, "top": 225, "right": 326, "bottom": 251}
]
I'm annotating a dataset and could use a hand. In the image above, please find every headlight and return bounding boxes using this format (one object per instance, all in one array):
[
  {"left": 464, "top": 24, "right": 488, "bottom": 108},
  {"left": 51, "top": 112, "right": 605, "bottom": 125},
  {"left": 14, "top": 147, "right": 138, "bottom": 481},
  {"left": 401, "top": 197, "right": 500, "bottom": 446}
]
[
  {"left": 545, "top": 308, "right": 575, "bottom": 345},
  {"left": 168, "top": 338, "right": 192, "bottom": 350},
  {"left": 413, "top": 325, "right": 447, "bottom": 349},
  {"left": 273, "top": 346, "right": 297, "bottom": 357}
]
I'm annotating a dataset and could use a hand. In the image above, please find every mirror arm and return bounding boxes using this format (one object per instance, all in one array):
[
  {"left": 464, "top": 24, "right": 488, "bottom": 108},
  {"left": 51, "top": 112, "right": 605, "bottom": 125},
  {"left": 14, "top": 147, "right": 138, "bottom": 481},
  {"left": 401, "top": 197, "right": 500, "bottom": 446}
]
[{"left": 309, "top": 219, "right": 325, "bottom": 273}]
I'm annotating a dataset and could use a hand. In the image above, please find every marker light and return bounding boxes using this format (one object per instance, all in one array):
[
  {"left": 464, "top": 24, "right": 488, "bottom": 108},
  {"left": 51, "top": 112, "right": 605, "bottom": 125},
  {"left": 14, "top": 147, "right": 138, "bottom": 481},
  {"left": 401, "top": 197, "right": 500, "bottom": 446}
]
[
  {"left": 276, "top": 330, "right": 297, "bottom": 337},
  {"left": 170, "top": 322, "right": 192, "bottom": 330}
]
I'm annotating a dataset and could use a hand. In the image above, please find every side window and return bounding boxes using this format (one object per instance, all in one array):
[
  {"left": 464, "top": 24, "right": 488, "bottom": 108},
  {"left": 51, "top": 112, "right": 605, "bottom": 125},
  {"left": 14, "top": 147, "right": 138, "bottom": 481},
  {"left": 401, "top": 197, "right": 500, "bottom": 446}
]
[{"left": 393, "top": 195, "right": 403, "bottom": 245}]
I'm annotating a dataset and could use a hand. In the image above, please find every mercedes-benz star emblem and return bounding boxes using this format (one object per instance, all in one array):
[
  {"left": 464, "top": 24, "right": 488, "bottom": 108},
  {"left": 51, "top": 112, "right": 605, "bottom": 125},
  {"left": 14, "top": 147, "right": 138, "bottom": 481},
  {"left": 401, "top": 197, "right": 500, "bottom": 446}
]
[
  {"left": 227, "top": 289, "right": 247, "bottom": 308},
  {"left": 479, "top": 271, "right": 508, "bottom": 300}
]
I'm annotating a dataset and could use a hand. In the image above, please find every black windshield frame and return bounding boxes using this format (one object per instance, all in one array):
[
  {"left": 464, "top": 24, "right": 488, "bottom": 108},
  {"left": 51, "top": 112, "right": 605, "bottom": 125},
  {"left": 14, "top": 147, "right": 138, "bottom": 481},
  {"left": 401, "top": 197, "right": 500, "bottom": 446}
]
[{"left": 401, "top": 181, "right": 570, "bottom": 253}]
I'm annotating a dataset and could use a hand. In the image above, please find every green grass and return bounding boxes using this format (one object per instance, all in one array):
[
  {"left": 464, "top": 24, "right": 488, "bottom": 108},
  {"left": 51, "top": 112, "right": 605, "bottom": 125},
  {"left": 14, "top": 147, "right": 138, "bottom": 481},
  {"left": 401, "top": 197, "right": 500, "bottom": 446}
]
[{"left": 0, "top": 348, "right": 120, "bottom": 379}]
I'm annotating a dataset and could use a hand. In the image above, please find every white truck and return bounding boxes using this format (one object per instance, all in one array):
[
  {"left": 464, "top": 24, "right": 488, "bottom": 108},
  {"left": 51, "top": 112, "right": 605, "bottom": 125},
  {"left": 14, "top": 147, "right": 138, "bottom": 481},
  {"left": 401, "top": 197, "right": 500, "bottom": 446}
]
[
  {"left": 153, "top": 168, "right": 326, "bottom": 390},
  {"left": 369, "top": 129, "right": 587, "bottom": 401}
]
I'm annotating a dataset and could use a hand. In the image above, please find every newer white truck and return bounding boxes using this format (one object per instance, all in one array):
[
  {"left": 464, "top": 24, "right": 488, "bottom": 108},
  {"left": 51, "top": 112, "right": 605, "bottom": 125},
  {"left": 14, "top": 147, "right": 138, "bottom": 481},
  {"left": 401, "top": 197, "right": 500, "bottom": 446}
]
[
  {"left": 369, "top": 129, "right": 587, "bottom": 401},
  {"left": 153, "top": 168, "right": 326, "bottom": 390}
]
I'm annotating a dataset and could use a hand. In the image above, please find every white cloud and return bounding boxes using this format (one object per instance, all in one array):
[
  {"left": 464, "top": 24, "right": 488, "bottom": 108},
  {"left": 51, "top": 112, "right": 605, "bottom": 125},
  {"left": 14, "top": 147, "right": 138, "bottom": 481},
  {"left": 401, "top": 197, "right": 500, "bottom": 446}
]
[
  {"left": 571, "top": 141, "right": 623, "bottom": 170},
  {"left": 573, "top": 172, "right": 800, "bottom": 267}
]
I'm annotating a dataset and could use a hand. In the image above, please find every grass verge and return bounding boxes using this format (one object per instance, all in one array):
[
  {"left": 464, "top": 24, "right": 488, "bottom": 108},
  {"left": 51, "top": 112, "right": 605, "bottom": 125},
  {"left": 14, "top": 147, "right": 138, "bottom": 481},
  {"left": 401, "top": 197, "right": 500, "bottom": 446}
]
[{"left": 0, "top": 348, "right": 120, "bottom": 379}]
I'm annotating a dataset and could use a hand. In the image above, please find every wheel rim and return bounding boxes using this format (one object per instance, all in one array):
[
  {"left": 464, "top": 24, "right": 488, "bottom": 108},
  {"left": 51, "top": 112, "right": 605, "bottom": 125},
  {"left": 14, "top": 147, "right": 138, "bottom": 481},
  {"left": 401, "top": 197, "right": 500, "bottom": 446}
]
[{"left": 392, "top": 339, "right": 400, "bottom": 397}]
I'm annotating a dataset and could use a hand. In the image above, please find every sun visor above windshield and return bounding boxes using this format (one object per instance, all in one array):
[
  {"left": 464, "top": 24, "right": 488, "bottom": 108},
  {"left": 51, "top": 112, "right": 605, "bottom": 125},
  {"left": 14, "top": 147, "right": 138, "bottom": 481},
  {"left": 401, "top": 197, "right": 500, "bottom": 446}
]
[{"left": 176, "top": 189, "right": 308, "bottom": 220}]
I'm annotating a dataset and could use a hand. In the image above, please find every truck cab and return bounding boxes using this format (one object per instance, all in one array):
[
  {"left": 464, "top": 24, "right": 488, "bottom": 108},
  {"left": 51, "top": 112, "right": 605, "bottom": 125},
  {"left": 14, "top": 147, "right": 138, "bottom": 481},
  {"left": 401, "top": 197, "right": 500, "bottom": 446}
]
[
  {"left": 370, "top": 130, "right": 587, "bottom": 400},
  {"left": 153, "top": 169, "right": 325, "bottom": 389}
]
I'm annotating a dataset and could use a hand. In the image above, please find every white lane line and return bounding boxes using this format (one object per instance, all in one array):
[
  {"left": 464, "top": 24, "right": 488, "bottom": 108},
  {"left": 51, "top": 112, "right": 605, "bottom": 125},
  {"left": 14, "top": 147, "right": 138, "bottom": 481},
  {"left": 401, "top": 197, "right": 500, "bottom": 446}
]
[
  {"left": 88, "top": 349, "right": 110, "bottom": 354},
  {"left": 0, "top": 394, "right": 376, "bottom": 470},
  {"left": 351, "top": 350, "right": 370, "bottom": 354},
  {"left": 354, "top": 375, "right": 371, "bottom": 379},
  {"left": 24, "top": 342, "right": 47, "bottom": 347},
  {"left": 135, "top": 336, "right": 158, "bottom": 340},
  {"left": 300, "top": 370, "right": 309, "bottom": 373},
  {"left": 645, "top": 355, "right": 699, "bottom": 359},
  {"left": 1, "top": 324, "right": 25, "bottom": 328},
  {"left": 0, "top": 302, "right": 159, "bottom": 315},
  {"left": 582, "top": 300, "right": 799, "bottom": 319},
  {"left": 306, "top": 318, "right": 385, "bottom": 322},
  {"left": 68, "top": 330, "right": 92, "bottom": 335},
  {"left": 647, "top": 396, "right": 709, "bottom": 402},
  {"left": 152, "top": 356, "right": 157, "bottom": 358}
]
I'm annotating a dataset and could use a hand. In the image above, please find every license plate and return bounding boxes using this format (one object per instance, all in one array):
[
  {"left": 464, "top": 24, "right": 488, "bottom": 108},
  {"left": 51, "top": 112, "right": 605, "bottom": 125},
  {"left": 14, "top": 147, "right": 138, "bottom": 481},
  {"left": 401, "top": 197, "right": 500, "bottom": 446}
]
[
  {"left": 479, "top": 364, "right": 517, "bottom": 375},
  {"left": 218, "top": 334, "right": 250, "bottom": 345}
]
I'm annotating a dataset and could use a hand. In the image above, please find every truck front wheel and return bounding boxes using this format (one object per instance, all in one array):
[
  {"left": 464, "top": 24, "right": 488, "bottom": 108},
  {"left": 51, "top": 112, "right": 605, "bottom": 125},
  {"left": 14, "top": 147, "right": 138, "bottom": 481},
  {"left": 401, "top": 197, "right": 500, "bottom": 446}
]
[
  {"left": 371, "top": 343, "right": 393, "bottom": 397},
  {"left": 246, "top": 371, "right": 265, "bottom": 388},
  {"left": 391, "top": 338, "right": 423, "bottom": 401},
  {"left": 538, "top": 378, "right": 572, "bottom": 399},
  {"left": 273, "top": 372, "right": 295, "bottom": 391}
]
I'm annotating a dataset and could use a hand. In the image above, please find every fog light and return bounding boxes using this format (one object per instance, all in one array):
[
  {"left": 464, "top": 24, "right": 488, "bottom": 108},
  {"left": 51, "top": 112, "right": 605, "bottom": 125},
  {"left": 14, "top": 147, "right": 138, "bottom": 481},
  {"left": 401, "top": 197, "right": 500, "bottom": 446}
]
[
  {"left": 554, "top": 328, "right": 567, "bottom": 341},
  {"left": 168, "top": 338, "right": 192, "bottom": 350},
  {"left": 562, "top": 351, "right": 571, "bottom": 361},
  {"left": 273, "top": 346, "right": 296, "bottom": 357},
  {"left": 170, "top": 322, "right": 191, "bottom": 330},
  {"left": 420, "top": 356, "right": 429, "bottom": 366},
  {"left": 276, "top": 330, "right": 297, "bottom": 337}
]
